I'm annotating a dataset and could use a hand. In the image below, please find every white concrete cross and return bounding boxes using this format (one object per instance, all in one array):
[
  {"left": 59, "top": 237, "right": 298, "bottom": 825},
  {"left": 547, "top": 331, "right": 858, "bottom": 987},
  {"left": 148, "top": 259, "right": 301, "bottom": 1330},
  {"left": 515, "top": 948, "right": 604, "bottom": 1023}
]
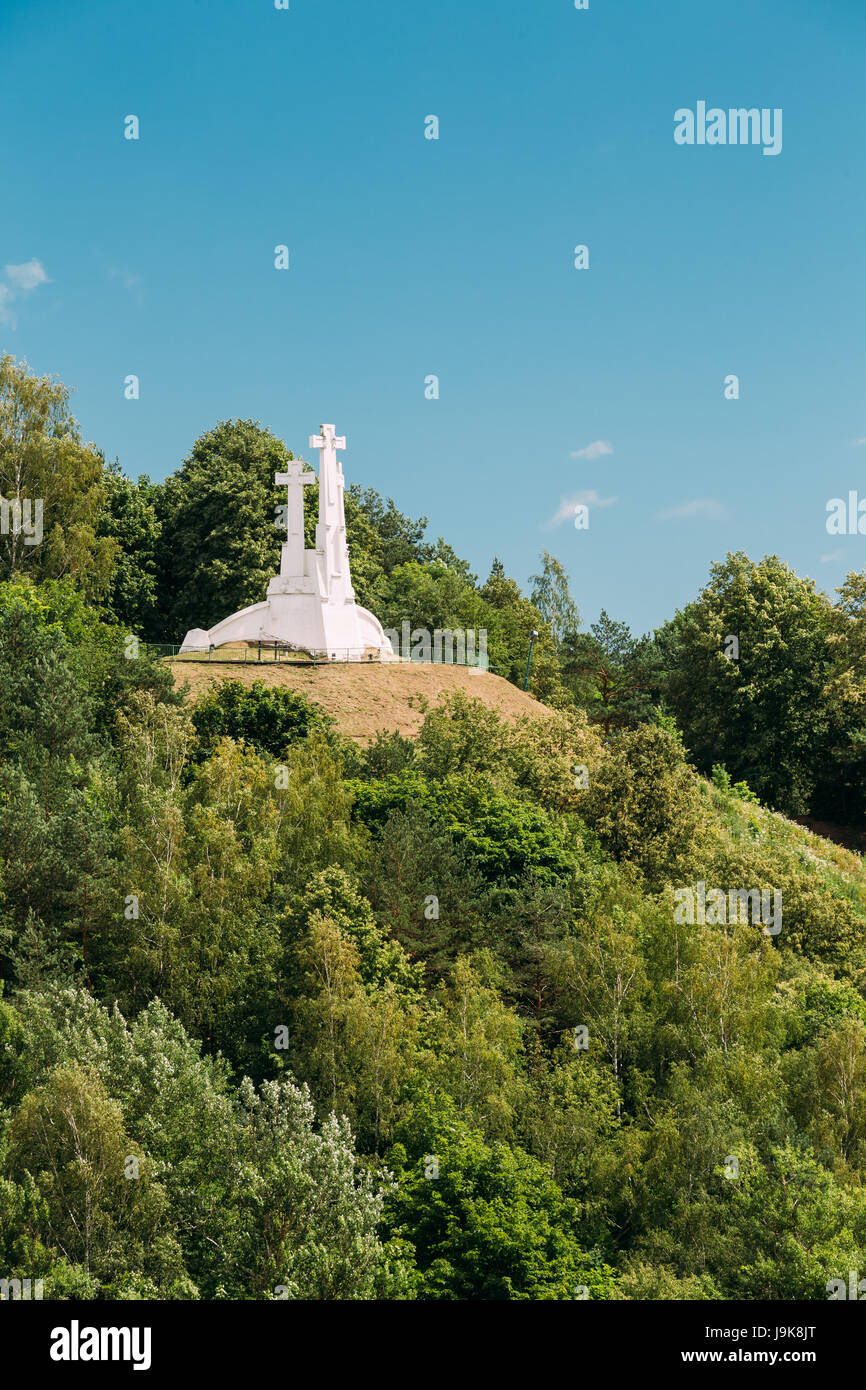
[
  {"left": 309, "top": 423, "right": 346, "bottom": 457},
  {"left": 275, "top": 458, "right": 315, "bottom": 577},
  {"left": 310, "top": 425, "right": 347, "bottom": 582}
]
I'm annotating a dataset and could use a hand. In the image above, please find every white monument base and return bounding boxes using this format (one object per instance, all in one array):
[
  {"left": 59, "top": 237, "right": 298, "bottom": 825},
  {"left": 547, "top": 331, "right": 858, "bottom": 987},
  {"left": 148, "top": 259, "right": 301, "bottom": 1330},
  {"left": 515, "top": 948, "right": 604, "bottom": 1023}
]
[{"left": 180, "top": 591, "right": 393, "bottom": 661}]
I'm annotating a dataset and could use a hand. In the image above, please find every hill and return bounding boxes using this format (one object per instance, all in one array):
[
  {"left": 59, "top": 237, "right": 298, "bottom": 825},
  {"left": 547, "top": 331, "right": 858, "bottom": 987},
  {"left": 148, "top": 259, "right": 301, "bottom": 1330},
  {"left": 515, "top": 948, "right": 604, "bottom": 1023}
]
[{"left": 166, "top": 659, "right": 545, "bottom": 743}]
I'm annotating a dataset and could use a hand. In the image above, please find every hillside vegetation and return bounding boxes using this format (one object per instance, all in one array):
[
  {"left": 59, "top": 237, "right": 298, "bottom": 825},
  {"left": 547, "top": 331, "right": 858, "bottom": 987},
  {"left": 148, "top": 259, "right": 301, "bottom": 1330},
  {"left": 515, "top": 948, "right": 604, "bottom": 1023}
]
[{"left": 2, "top": 355, "right": 866, "bottom": 1301}]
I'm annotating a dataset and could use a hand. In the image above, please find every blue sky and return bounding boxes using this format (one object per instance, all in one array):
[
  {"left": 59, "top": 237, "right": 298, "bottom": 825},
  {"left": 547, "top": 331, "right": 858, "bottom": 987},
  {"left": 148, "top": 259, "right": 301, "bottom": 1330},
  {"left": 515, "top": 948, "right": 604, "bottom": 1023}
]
[{"left": 2, "top": 0, "right": 865, "bottom": 634}]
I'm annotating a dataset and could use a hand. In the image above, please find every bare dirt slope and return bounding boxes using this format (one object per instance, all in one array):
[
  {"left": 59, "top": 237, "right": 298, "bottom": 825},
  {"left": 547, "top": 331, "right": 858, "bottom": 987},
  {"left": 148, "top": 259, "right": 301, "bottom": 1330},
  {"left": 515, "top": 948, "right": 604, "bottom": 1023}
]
[{"left": 166, "top": 660, "right": 544, "bottom": 743}]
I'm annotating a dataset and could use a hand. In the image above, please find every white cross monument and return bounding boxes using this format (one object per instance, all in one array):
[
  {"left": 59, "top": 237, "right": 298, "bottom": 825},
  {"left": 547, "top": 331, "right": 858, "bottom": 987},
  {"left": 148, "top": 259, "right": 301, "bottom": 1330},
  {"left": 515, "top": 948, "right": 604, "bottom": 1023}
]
[
  {"left": 180, "top": 423, "right": 394, "bottom": 659},
  {"left": 309, "top": 425, "right": 352, "bottom": 599},
  {"left": 275, "top": 456, "right": 316, "bottom": 579}
]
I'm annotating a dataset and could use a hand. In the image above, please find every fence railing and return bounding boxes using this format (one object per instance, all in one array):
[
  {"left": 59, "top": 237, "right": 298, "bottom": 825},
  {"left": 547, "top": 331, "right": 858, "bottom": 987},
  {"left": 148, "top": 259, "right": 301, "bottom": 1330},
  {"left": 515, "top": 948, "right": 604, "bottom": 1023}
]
[{"left": 146, "top": 642, "right": 395, "bottom": 665}]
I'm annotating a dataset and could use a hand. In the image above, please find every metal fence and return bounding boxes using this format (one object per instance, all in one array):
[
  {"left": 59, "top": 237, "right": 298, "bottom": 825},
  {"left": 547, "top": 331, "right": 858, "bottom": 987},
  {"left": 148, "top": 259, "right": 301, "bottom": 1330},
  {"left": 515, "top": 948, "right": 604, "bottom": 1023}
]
[{"left": 146, "top": 642, "right": 394, "bottom": 665}]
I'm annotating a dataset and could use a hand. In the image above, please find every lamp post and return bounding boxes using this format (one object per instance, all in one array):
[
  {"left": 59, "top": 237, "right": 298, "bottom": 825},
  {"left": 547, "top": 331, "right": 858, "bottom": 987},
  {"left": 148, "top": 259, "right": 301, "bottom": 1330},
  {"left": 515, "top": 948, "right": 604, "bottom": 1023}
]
[{"left": 523, "top": 630, "right": 539, "bottom": 691}]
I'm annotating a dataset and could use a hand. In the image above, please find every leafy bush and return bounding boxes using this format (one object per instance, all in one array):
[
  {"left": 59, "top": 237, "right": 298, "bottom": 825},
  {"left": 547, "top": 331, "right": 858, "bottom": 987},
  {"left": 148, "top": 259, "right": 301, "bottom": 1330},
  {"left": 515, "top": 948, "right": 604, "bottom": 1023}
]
[{"left": 191, "top": 677, "right": 330, "bottom": 760}]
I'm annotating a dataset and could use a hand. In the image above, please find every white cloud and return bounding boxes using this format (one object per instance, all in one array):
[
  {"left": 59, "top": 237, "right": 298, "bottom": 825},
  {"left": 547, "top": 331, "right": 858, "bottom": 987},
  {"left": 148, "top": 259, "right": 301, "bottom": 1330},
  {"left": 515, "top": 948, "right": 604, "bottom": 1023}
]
[
  {"left": 657, "top": 498, "right": 728, "bottom": 522},
  {"left": 820, "top": 550, "right": 843, "bottom": 564},
  {"left": 852, "top": 438, "right": 866, "bottom": 447},
  {"left": 109, "top": 268, "right": 143, "bottom": 304},
  {"left": 0, "top": 258, "right": 49, "bottom": 325},
  {"left": 570, "top": 440, "right": 613, "bottom": 461},
  {"left": 548, "top": 489, "right": 617, "bottom": 527},
  {"left": 4, "top": 258, "right": 49, "bottom": 292}
]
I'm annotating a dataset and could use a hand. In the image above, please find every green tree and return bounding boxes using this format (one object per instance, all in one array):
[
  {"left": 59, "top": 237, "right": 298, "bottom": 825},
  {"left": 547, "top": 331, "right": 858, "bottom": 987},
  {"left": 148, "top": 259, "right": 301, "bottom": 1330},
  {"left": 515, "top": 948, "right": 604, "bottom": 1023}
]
[
  {"left": 378, "top": 558, "right": 490, "bottom": 655},
  {"left": 7, "top": 1064, "right": 192, "bottom": 1297},
  {"left": 0, "top": 587, "right": 117, "bottom": 989},
  {"left": 529, "top": 551, "right": 579, "bottom": 646},
  {"left": 386, "top": 1101, "right": 616, "bottom": 1300},
  {"left": 558, "top": 908, "right": 647, "bottom": 1110},
  {"left": 103, "top": 703, "right": 285, "bottom": 1055},
  {"left": 0, "top": 355, "right": 116, "bottom": 599},
  {"left": 98, "top": 461, "right": 162, "bottom": 636},
  {"left": 191, "top": 677, "right": 331, "bottom": 761},
  {"left": 481, "top": 559, "right": 566, "bottom": 699},
  {"left": 562, "top": 610, "right": 663, "bottom": 733},
  {"left": 349, "top": 487, "right": 431, "bottom": 573},
  {"left": 288, "top": 912, "right": 422, "bottom": 1153},
  {"left": 236, "top": 1075, "right": 414, "bottom": 1298},
  {"left": 785, "top": 1017, "right": 866, "bottom": 1171},
  {"left": 581, "top": 723, "right": 706, "bottom": 885},
  {"left": 155, "top": 419, "right": 295, "bottom": 639},
  {"left": 657, "top": 553, "right": 835, "bottom": 814},
  {"left": 816, "top": 571, "right": 866, "bottom": 822},
  {"left": 429, "top": 955, "right": 527, "bottom": 1140},
  {"left": 3, "top": 988, "right": 411, "bottom": 1298},
  {"left": 716, "top": 1143, "right": 866, "bottom": 1299},
  {"left": 361, "top": 801, "right": 497, "bottom": 977}
]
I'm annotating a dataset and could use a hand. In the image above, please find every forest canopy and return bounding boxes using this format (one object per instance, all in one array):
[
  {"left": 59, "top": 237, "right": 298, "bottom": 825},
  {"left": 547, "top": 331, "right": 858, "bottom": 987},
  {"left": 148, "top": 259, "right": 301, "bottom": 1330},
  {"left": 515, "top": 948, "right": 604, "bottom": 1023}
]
[{"left": 2, "top": 357, "right": 866, "bottom": 1301}]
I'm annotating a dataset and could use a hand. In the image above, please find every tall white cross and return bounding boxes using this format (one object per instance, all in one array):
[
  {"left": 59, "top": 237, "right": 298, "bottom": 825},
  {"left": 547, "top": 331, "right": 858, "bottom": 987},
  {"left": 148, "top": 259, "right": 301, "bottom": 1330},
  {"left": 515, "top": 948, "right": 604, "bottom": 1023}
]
[
  {"left": 309, "top": 423, "right": 346, "bottom": 457},
  {"left": 309, "top": 424, "right": 346, "bottom": 513},
  {"left": 275, "top": 458, "right": 315, "bottom": 578},
  {"left": 310, "top": 424, "right": 348, "bottom": 585}
]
